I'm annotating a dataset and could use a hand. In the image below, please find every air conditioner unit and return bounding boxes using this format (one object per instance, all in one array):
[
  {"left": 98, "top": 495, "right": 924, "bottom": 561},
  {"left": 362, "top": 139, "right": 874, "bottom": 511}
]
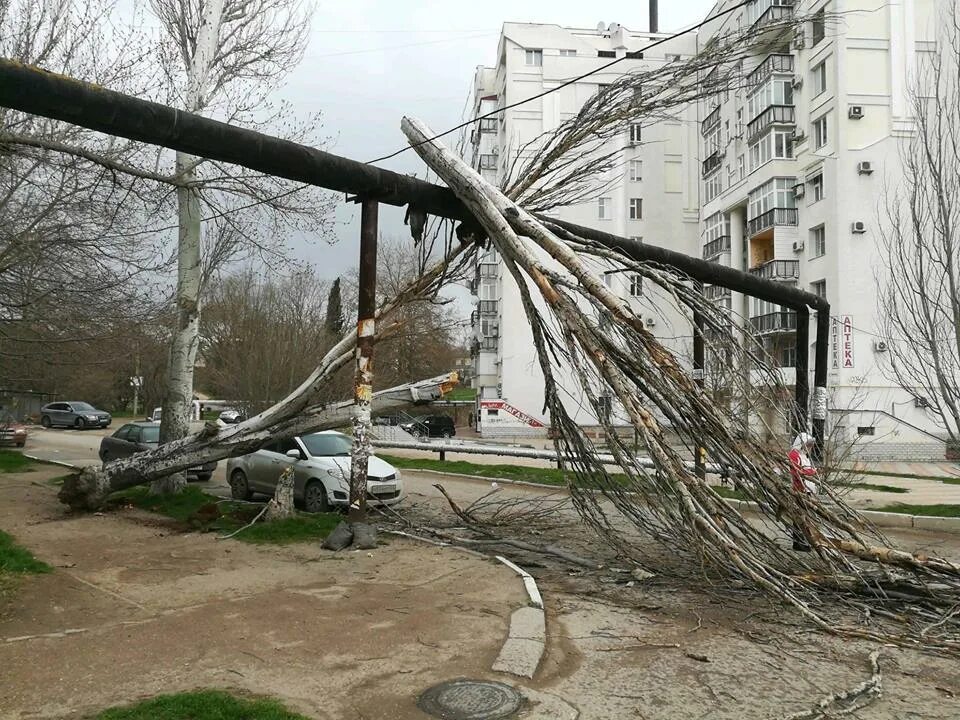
[
  {"left": 791, "top": 129, "right": 806, "bottom": 142},
  {"left": 793, "top": 183, "right": 806, "bottom": 199},
  {"left": 857, "top": 160, "right": 873, "bottom": 175},
  {"left": 792, "top": 75, "right": 803, "bottom": 89},
  {"left": 852, "top": 221, "right": 867, "bottom": 234},
  {"left": 848, "top": 105, "right": 864, "bottom": 119},
  {"left": 873, "top": 339, "right": 888, "bottom": 352},
  {"left": 914, "top": 396, "right": 929, "bottom": 409},
  {"left": 645, "top": 317, "right": 657, "bottom": 327},
  {"left": 792, "top": 240, "right": 805, "bottom": 252}
]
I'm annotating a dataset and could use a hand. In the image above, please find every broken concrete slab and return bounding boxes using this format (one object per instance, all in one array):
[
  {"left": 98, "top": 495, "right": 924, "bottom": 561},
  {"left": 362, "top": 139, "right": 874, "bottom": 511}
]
[
  {"left": 508, "top": 606, "right": 545, "bottom": 642},
  {"left": 492, "top": 637, "right": 544, "bottom": 679}
]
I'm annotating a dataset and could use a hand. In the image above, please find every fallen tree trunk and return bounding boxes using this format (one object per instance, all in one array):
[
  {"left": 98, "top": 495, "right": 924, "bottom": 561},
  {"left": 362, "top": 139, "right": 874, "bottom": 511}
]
[{"left": 59, "top": 370, "right": 458, "bottom": 510}]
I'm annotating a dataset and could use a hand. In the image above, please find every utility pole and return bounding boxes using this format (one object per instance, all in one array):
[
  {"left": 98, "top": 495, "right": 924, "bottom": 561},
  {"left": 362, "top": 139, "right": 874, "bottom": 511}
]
[
  {"left": 650, "top": 0, "right": 659, "bottom": 33},
  {"left": 348, "top": 198, "right": 379, "bottom": 524}
]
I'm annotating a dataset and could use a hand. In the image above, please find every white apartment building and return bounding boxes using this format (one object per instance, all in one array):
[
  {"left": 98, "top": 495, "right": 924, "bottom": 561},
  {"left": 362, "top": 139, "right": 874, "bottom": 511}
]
[
  {"left": 465, "top": 4, "right": 948, "bottom": 458},
  {"left": 696, "top": 0, "right": 944, "bottom": 457},
  {"left": 465, "top": 21, "right": 700, "bottom": 437}
]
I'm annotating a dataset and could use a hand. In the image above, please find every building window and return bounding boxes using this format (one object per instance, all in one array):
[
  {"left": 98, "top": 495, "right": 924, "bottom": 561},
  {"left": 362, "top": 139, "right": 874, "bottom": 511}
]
[
  {"left": 747, "top": 77, "right": 793, "bottom": 121},
  {"left": 813, "top": 113, "right": 829, "bottom": 149},
  {"left": 598, "top": 50, "right": 616, "bottom": 58},
  {"left": 778, "top": 345, "right": 797, "bottom": 368},
  {"left": 749, "top": 129, "right": 794, "bottom": 170},
  {"left": 857, "top": 426, "right": 876, "bottom": 436},
  {"left": 598, "top": 196, "right": 612, "bottom": 220},
  {"left": 629, "top": 159, "right": 643, "bottom": 182},
  {"left": 629, "top": 123, "right": 642, "bottom": 144},
  {"left": 810, "top": 173, "right": 824, "bottom": 202},
  {"left": 487, "top": 408, "right": 499, "bottom": 417},
  {"left": 704, "top": 172, "right": 723, "bottom": 203},
  {"left": 812, "top": 8, "right": 826, "bottom": 47},
  {"left": 810, "top": 225, "right": 826, "bottom": 257},
  {"left": 812, "top": 60, "right": 827, "bottom": 97},
  {"left": 748, "top": 177, "right": 796, "bottom": 218},
  {"left": 597, "top": 394, "right": 612, "bottom": 422},
  {"left": 479, "top": 154, "right": 497, "bottom": 170},
  {"left": 737, "top": 154, "right": 745, "bottom": 181},
  {"left": 810, "top": 279, "right": 826, "bottom": 298},
  {"left": 735, "top": 108, "right": 743, "bottom": 137},
  {"left": 629, "top": 198, "right": 643, "bottom": 220},
  {"left": 559, "top": 49, "right": 577, "bottom": 57},
  {"left": 525, "top": 49, "right": 543, "bottom": 66},
  {"left": 629, "top": 274, "right": 643, "bottom": 297}
]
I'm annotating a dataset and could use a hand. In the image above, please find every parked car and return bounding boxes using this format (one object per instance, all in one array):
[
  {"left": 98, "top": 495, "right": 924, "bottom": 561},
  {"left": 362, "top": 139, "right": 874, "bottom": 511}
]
[
  {"left": 148, "top": 407, "right": 162, "bottom": 422},
  {"left": 218, "top": 408, "right": 245, "bottom": 424},
  {"left": 225, "top": 431, "right": 402, "bottom": 512},
  {"left": 40, "top": 402, "right": 111, "bottom": 429},
  {"left": 99, "top": 421, "right": 216, "bottom": 481},
  {"left": 0, "top": 412, "right": 28, "bottom": 447},
  {"left": 400, "top": 414, "right": 456, "bottom": 439}
]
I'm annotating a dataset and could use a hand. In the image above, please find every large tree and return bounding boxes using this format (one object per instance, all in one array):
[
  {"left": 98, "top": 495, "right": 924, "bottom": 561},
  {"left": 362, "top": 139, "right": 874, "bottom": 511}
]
[{"left": 878, "top": 2, "right": 960, "bottom": 449}]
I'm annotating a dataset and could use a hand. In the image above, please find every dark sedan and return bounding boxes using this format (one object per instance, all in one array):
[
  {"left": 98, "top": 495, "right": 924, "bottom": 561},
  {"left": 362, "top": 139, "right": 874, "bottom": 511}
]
[
  {"left": 40, "top": 402, "right": 111, "bottom": 429},
  {"left": 99, "top": 421, "right": 216, "bottom": 481}
]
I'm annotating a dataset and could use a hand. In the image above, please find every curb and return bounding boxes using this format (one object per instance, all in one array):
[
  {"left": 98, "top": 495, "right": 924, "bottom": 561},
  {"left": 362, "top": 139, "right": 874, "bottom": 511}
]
[
  {"left": 403, "top": 466, "right": 960, "bottom": 536},
  {"left": 492, "top": 556, "right": 546, "bottom": 679}
]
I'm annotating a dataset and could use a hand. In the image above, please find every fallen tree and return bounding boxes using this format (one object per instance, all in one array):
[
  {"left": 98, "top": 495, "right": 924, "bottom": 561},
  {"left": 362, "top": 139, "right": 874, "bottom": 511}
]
[
  {"left": 401, "top": 116, "right": 960, "bottom": 654},
  {"left": 58, "top": 241, "right": 469, "bottom": 511}
]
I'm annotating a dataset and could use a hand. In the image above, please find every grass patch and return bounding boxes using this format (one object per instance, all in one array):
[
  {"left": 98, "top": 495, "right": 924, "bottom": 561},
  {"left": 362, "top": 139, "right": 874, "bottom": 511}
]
[
  {"left": 445, "top": 387, "right": 477, "bottom": 401},
  {"left": 0, "top": 450, "right": 36, "bottom": 473},
  {"left": 0, "top": 529, "right": 51, "bottom": 574},
  {"left": 381, "top": 454, "right": 570, "bottom": 486},
  {"left": 93, "top": 690, "right": 311, "bottom": 720},
  {"left": 710, "top": 485, "right": 747, "bottom": 500},
  {"left": 112, "top": 485, "right": 340, "bottom": 544},
  {"left": 874, "top": 503, "right": 960, "bottom": 518},
  {"left": 941, "top": 477, "right": 960, "bottom": 486}
]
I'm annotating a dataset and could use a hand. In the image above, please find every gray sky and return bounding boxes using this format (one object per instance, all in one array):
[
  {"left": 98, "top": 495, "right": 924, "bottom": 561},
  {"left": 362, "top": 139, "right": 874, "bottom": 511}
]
[{"left": 279, "top": 0, "right": 710, "bottom": 278}]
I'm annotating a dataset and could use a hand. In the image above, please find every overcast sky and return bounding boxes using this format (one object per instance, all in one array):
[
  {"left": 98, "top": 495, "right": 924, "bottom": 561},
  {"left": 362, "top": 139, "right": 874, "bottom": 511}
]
[{"left": 279, "top": 0, "right": 710, "bottom": 278}]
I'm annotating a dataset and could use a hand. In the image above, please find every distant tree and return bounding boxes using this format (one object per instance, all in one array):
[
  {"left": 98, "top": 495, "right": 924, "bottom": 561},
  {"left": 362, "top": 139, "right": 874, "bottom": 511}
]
[
  {"left": 878, "top": 2, "right": 960, "bottom": 450},
  {"left": 325, "top": 278, "right": 345, "bottom": 337}
]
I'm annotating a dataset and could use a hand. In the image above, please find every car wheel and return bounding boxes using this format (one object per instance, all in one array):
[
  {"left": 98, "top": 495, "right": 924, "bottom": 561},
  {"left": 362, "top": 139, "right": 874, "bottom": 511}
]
[
  {"left": 75, "top": 417, "right": 87, "bottom": 430},
  {"left": 195, "top": 472, "right": 212, "bottom": 482},
  {"left": 229, "top": 469, "right": 252, "bottom": 500},
  {"left": 441, "top": 430, "right": 452, "bottom": 439},
  {"left": 41, "top": 416, "right": 51, "bottom": 428},
  {"left": 303, "top": 480, "right": 329, "bottom": 513}
]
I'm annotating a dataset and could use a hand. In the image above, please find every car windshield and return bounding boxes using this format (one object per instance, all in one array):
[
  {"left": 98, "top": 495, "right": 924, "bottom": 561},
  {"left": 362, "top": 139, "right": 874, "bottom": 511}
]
[
  {"left": 140, "top": 425, "right": 160, "bottom": 443},
  {"left": 300, "top": 432, "right": 352, "bottom": 457},
  {"left": 72, "top": 402, "right": 96, "bottom": 411}
]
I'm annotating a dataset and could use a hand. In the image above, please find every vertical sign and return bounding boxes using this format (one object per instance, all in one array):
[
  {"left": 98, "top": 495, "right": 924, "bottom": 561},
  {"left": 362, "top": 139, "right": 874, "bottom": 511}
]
[
  {"left": 841, "top": 315, "right": 855, "bottom": 368},
  {"left": 831, "top": 316, "right": 855, "bottom": 369},
  {"left": 831, "top": 317, "right": 840, "bottom": 369}
]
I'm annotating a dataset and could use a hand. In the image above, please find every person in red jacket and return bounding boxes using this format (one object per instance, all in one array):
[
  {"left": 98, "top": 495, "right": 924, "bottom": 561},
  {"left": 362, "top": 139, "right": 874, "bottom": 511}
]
[{"left": 788, "top": 432, "right": 817, "bottom": 551}]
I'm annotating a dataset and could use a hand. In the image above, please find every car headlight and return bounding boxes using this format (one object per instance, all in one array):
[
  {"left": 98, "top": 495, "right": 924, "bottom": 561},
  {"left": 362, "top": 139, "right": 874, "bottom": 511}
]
[
  {"left": 14, "top": 429, "right": 26, "bottom": 435},
  {"left": 87, "top": 415, "right": 99, "bottom": 420}
]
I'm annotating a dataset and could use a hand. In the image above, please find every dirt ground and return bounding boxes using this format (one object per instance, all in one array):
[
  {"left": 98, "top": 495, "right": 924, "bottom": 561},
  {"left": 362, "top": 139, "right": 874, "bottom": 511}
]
[{"left": 2, "top": 466, "right": 960, "bottom": 720}]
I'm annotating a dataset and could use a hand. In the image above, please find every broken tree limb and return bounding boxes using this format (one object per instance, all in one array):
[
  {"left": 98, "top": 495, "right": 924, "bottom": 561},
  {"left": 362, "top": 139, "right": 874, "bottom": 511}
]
[
  {"left": 781, "top": 647, "right": 885, "bottom": 720},
  {"left": 265, "top": 467, "right": 295, "bottom": 522}
]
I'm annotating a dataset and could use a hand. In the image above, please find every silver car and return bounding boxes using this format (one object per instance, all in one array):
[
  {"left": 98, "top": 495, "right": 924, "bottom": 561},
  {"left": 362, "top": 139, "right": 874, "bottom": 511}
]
[
  {"left": 40, "top": 401, "right": 111, "bottom": 429},
  {"left": 225, "top": 431, "right": 403, "bottom": 513}
]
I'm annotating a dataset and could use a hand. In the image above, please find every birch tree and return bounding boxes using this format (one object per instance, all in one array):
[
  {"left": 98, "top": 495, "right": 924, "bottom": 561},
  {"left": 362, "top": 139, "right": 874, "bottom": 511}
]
[{"left": 878, "top": 2, "right": 960, "bottom": 452}]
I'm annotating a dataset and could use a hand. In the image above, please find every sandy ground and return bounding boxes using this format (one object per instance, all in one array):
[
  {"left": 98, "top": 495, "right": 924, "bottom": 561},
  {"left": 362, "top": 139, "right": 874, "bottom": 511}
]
[{"left": 5, "top": 435, "right": 960, "bottom": 719}]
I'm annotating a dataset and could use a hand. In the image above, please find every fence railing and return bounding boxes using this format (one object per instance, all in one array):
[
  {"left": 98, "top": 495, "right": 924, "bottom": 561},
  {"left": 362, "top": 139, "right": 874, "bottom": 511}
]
[
  {"left": 749, "top": 258, "right": 799, "bottom": 280},
  {"left": 750, "top": 310, "right": 797, "bottom": 334},
  {"left": 747, "top": 104, "right": 795, "bottom": 141},
  {"left": 747, "top": 207, "right": 798, "bottom": 237},
  {"left": 702, "top": 151, "right": 722, "bottom": 177},
  {"left": 702, "top": 235, "right": 731, "bottom": 259},
  {"left": 746, "top": 53, "right": 794, "bottom": 88}
]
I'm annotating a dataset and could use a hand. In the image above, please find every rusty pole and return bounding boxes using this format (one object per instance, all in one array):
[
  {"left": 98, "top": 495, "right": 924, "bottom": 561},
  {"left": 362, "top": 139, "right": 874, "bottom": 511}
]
[{"left": 348, "top": 199, "right": 379, "bottom": 523}]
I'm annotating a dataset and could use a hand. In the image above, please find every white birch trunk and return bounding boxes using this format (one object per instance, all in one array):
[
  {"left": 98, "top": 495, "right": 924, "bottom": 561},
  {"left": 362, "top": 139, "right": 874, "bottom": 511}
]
[
  {"left": 265, "top": 466, "right": 295, "bottom": 521},
  {"left": 152, "top": 0, "right": 224, "bottom": 494}
]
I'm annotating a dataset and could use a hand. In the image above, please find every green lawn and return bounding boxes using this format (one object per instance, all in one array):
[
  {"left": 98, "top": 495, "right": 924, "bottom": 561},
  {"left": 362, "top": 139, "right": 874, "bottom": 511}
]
[
  {"left": 710, "top": 485, "right": 747, "bottom": 500},
  {"left": 445, "top": 387, "right": 477, "bottom": 401},
  {"left": 93, "top": 690, "right": 311, "bottom": 720},
  {"left": 0, "top": 450, "right": 36, "bottom": 473},
  {"left": 941, "top": 477, "right": 960, "bottom": 486},
  {"left": 0, "top": 529, "right": 50, "bottom": 574},
  {"left": 874, "top": 503, "right": 960, "bottom": 518},
  {"left": 112, "top": 486, "right": 341, "bottom": 544},
  {"left": 381, "top": 454, "right": 571, "bottom": 486}
]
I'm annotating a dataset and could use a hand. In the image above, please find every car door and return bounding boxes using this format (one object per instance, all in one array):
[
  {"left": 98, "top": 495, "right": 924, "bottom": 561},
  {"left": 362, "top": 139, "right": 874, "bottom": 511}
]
[
  {"left": 248, "top": 441, "right": 287, "bottom": 494},
  {"left": 277, "top": 437, "right": 308, "bottom": 498},
  {"left": 102, "top": 424, "right": 137, "bottom": 461},
  {"left": 52, "top": 403, "right": 70, "bottom": 426}
]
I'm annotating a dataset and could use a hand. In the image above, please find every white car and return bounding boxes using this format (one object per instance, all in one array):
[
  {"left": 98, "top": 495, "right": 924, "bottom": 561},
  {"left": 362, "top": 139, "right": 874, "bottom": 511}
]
[{"left": 225, "top": 431, "right": 403, "bottom": 512}]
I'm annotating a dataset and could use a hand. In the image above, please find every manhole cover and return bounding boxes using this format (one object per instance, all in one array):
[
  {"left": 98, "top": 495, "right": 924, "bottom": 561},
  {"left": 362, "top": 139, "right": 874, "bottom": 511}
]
[{"left": 417, "top": 679, "right": 523, "bottom": 719}]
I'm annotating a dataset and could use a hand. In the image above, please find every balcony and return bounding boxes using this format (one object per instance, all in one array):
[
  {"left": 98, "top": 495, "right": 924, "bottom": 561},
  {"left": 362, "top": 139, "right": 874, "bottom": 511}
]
[
  {"left": 704, "top": 284, "right": 731, "bottom": 301},
  {"left": 701, "top": 151, "right": 722, "bottom": 178},
  {"left": 478, "top": 299, "right": 498, "bottom": 315},
  {"left": 746, "top": 54, "right": 794, "bottom": 89},
  {"left": 702, "top": 235, "right": 731, "bottom": 260},
  {"left": 750, "top": 310, "right": 798, "bottom": 334},
  {"left": 701, "top": 105, "right": 721, "bottom": 135},
  {"left": 747, "top": 207, "right": 798, "bottom": 237},
  {"left": 479, "top": 263, "right": 498, "bottom": 277},
  {"left": 746, "top": 105, "right": 795, "bottom": 141},
  {"left": 751, "top": 1, "right": 794, "bottom": 31},
  {"left": 479, "top": 117, "right": 498, "bottom": 133},
  {"left": 479, "top": 154, "right": 497, "bottom": 171},
  {"left": 479, "top": 337, "right": 498, "bottom": 351},
  {"left": 749, "top": 259, "right": 799, "bottom": 281}
]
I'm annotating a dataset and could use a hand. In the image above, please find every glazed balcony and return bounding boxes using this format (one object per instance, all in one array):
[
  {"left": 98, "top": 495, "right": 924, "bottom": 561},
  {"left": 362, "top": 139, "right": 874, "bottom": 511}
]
[
  {"left": 750, "top": 310, "right": 798, "bottom": 335},
  {"left": 747, "top": 207, "right": 798, "bottom": 237},
  {"left": 701, "top": 105, "right": 721, "bottom": 135},
  {"left": 702, "top": 151, "right": 722, "bottom": 178},
  {"left": 747, "top": 105, "right": 795, "bottom": 142},
  {"left": 702, "top": 235, "right": 731, "bottom": 260},
  {"left": 749, "top": 259, "right": 799, "bottom": 281},
  {"left": 751, "top": 1, "right": 794, "bottom": 31},
  {"left": 746, "top": 54, "right": 794, "bottom": 89}
]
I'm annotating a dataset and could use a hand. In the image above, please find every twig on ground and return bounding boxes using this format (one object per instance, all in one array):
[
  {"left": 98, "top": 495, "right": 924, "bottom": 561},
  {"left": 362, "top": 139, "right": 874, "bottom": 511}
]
[
  {"left": 780, "top": 647, "right": 886, "bottom": 720},
  {"left": 216, "top": 505, "right": 268, "bottom": 540}
]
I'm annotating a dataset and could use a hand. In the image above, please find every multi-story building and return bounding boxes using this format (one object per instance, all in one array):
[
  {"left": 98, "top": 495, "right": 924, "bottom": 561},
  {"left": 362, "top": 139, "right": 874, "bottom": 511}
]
[
  {"left": 695, "top": 0, "right": 943, "bottom": 456},
  {"left": 464, "top": 3, "right": 947, "bottom": 457},
  {"left": 465, "top": 21, "right": 700, "bottom": 437}
]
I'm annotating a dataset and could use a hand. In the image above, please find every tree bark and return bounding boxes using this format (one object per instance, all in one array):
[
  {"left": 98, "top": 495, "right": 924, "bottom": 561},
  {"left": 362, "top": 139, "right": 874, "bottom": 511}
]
[{"left": 265, "top": 466, "right": 295, "bottom": 521}]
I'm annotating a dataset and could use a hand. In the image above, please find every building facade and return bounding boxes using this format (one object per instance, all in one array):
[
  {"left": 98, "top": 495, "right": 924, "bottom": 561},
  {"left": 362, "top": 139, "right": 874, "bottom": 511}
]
[
  {"left": 696, "top": 0, "right": 943, "bottom": 457},
  {"left": 465, "top": 21, "right": 700, "bottom": 437},
  {"left": 465, "top": 3, "right": 947, "bottom": 457}
]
